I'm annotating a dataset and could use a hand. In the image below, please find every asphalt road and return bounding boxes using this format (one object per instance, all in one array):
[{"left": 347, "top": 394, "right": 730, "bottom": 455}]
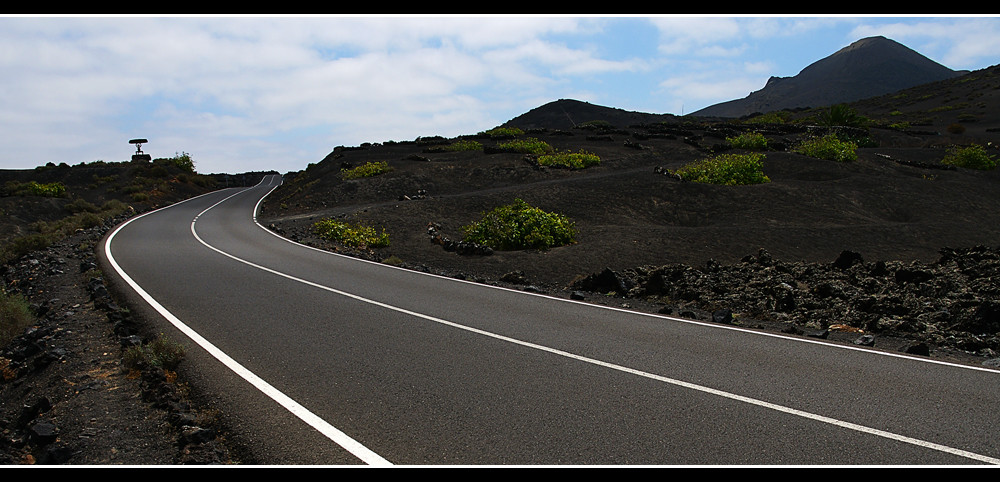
[{"left": 100, "top": 174, "right": 1000, "bottom": 466}]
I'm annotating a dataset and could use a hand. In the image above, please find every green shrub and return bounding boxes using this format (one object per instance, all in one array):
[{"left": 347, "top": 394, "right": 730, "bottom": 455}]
[
  {"left": 670, "top": 153, "right": 771, "bottom": 185},
  {"left": 123, "top": 333, "right": 186, "bottom": 371},
  {"left": 313, "top": 218, "right": 390, "bottom": 248},
  {"left": 497, "top": 137, "right": 554, "bottom": 155},
  {"left": 1, "top": 289, "right": 35, "bottom": 348},
  {"left": 942, "top": 144, "right": 997, "bottom": 170},
  {"left": 480, "top": 126, "right": 524, "bottom": 138},
  {"left": 537, "top": 150, "right": 601, "bottom": 169},
  {"left": 0, "top": 233, "right": 55, "bottom": 264},
  {"left": 64, "top": 198, "right": 100, "bottom": 214},
  {"left": 462, "top": 198, "right": 576, "bottom": 251},
  {"left": 3, "top": 180, "right": 67, "bottom": 198},
  {"left": 744, "top": 111, "right": 792, "bottom": 124},
  {"left": 164, "top": 151, "right": 196, "bottom": 173},
  {"left": 795, "top": 134, "right": 858, "bottom": 162},
  {"left": 443, "top": 139, "right": 483, "bottom": 152},
  {"left": 819, "top": 104, "right": 868, "bottom": 128},
  {"left": 341, "top": 161, "right": 393, "bottom": 180},
  {"left": 726, "top": 131, "right": 769, "bottom": 150}
]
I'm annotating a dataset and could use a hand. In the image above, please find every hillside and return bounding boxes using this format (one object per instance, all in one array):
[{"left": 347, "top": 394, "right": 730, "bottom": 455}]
[
  {"left": 502, "top": 98, "right": 678, "bottom": 131},
  {"left": 691, "top": 36, "right": 966, "bottom": 118},
  {"left": 259, "top": 63, "right": 1000, "bottom": 364}
]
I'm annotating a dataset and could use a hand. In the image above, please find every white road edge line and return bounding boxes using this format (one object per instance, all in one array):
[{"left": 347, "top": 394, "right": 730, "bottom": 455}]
[
  {"left": 185, "top": 175, "right": 1000, "bottom": 466},
  {"left": 104, "top": 181, "right": 392, "bottom": 466},
  {"left": 251, "top": 179, "right": 1000, "bottom": 376}
]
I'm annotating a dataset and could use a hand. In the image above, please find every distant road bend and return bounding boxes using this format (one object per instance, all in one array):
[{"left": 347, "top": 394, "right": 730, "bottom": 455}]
[{"left": 101, "top": 174, "right": 1000, "bottom": 465}]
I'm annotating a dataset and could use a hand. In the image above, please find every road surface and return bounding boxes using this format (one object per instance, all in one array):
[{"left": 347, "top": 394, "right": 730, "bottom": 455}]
[{"left": 100, "top": 174, "right": 1000, "bottom": 465}]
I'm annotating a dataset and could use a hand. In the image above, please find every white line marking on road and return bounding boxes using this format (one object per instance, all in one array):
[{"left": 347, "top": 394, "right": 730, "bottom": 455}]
[
  {"left": 189, "top": 175, "right": 1000, "bottom": 465},
  {"left": 250, "top": 178, "right": 1000, "bottom": 376},
  {"left": 104, "top": 181, "right": 392, "bottom": 466}
]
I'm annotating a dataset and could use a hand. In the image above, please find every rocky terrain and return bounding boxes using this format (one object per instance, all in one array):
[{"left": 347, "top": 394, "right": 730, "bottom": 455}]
[
  {"left": 1, "top": 219, "right": 234, "bottom": 464},
  {"left": 259, "top": 65, "right": 1000, "bottom": 365},
  {"left": 260, "top": 118, "right": 1000, "bottom": 363},
  {"left": 1, "top": 161, "right": 255, "bottom": 465},
  {"left": 2, "top": 59, "right": 1000, "bottom": 465}
]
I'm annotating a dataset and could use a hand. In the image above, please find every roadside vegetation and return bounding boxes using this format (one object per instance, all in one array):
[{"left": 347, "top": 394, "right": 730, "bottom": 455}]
[
  {"left": 795, "top": 134, "right": 859, "bottom": 162},
  {"left": 0, "top": 288, "right": 34, "bottom": 349},
  {"left": 726, "top": 131, "right": 769, "bottom": 150},
  {"left": 670, "top": 153, "right": 771, "bottom": 185},
  {"left": 313, "top": 218, "right": 390, "bottom": 249},
  {"left": 743, "top": 111, "right": 792, "bottom": 125},
  {"left": 819, "top": 104, "right": 869, "bottom": 128},
  {"left": 537, "top": 150, "right": 601, "bottom": 169},
  {"left": 442, "top": 139, "right": 483, "bottom": 152},
  {"left": 941, "top": 144, "right": 997, "bottom": 170},
  {"left": 480, "top": 127, "right": 524, "bottom": 138},
  {"left": 2, "top": 180, "right": 67, "bottom": 198},
  {"left": 341, "top": 161, "right": 393, "bottom": 180},
  {"left": 462, "top": 198, "right": 576, "bottom": 251},
  {"left": 1, "top": 199, "right": 132, "bottom": 265},
  {"left": 122, "top": 333, "right": 186, "bottom": 373},
  {"left": 497, "top": 137, "right": 554, "bottom": 155}
]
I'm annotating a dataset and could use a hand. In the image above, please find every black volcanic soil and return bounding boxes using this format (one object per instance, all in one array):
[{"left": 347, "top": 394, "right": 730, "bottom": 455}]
[{"left": 259, "top": 119, "right": 1000, "bottom": 363}]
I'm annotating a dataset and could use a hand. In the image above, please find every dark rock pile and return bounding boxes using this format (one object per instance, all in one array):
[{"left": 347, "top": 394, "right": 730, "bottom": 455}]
[
  {"left": 1, "top": 218, "right": 232, "bottom": 464},
  {"left": 427, "top": 222, "right": 493, "bottom": 256},
  {"left": 572, "top": 246, "right": 1000, "bottom": 358}
]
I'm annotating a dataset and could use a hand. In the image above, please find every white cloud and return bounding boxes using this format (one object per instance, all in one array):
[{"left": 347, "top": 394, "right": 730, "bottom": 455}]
[{"left": 2, "top": 16, "right": 995, "bottom": 173}]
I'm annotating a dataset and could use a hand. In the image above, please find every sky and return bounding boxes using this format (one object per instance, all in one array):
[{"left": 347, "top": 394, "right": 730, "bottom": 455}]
[{"left": 1, "top": 15, "right": 998, "bottom": 175}]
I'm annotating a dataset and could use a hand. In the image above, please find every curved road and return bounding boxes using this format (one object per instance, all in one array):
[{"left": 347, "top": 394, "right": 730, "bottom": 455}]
[{"left": 99, "top": 174, "right": 1000, "bottom": 465}]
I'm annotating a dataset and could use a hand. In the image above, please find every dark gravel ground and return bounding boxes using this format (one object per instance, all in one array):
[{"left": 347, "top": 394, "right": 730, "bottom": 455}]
[
  {"left": 259, "top": 120, "right": 1000, "bottom": 366},
  {"left": 1, "top": 219, "right": 234, "bottom": 465}
]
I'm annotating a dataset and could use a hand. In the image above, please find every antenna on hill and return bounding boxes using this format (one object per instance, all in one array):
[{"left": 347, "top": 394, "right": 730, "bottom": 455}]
[{"left": 129, "top": 138, "right": 151, "bottom": 162}]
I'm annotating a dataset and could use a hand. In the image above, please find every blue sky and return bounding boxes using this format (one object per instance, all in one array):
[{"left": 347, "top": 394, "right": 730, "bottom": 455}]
[{"left": 1, "top": 15, "right": 998, "bottom": 174}]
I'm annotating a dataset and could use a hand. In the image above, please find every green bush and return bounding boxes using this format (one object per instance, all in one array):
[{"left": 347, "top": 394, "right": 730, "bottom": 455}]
[
  {"left": 795, "top": 134, "right": 858, "bottom": 162},
  {"left": 165, "top": 151, "right": 196, "bottom": 173},
  {"left": 942, "top": 144, "right": 997, "bottom": 170},
  {"left": 462, "top": 198, "right": 576, "bottom": 251},
  {"left": 443, "top": 139, "right": 483, "bottom": 152},
  {"left": 744, "top": 111, "right": 792, "bottom": 124},
  {"left": 3, "top": 180, "right": 67, "bottom": 198},
  {"left": 497, "top": 137, "right": 554, "bottom": 155},
  {"left": 670, "top": 153, "right": 771, "bottom": 185},
  {"left": 1, "top": 288, "right": 35, "bottom": 348},
  {"left": 341, "top": 161, "right": 393, "bottom": 180},
  {"left": 313, "top": 218, "right": 390, "bottom": 248},
  {"left": 64, "top": 198, "right": 100, "bottom": 214},
  {"left": 123, "top": 333, "right": 186, "bottom": 371},
  {"left": 726, "top": 131, "right": 769, "bottom": 150},
  {"left": 819, "top": 104, "right": 868, "bottom": 128},
  {"left": 480, "top": 126, "right": 524, "bottom": 138},
  {"left": 0, "top": 233, "right": 55, "bottom": 264},
  {"left": 537, "top": 150, "right": 601, "bottom": 169}
]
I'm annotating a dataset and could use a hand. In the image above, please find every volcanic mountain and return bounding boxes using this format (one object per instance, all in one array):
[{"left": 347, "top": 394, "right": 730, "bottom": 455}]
[{"left": 690, "top": 36, "right": 967, "bottom": 118}]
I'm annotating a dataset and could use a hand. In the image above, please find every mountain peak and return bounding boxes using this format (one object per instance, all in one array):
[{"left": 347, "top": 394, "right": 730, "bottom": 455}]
[{"left": 691, "top": 36, "right": 963, "bottom": 118}]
